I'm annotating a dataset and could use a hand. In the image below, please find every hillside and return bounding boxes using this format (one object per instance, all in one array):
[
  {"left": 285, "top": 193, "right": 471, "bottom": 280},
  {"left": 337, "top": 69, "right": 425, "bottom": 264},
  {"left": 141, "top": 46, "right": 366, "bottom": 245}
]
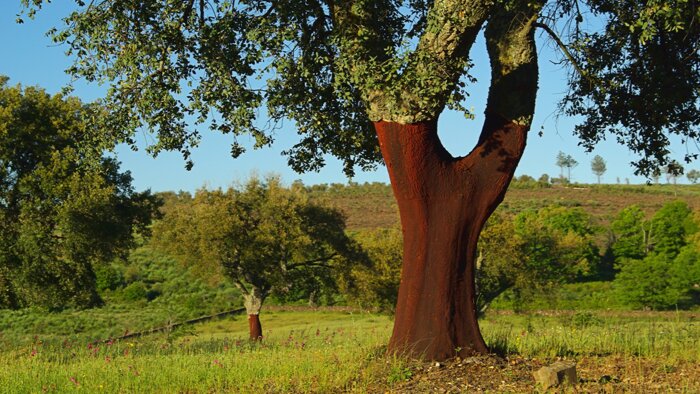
[{"left": 309, "top": 182, "right": 700, "bottom": 231}]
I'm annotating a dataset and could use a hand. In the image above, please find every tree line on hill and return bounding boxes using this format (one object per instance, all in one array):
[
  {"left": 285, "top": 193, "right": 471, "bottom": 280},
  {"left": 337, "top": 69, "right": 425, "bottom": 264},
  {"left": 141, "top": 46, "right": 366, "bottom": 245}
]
[{"left": 554, "top": 151, "right": 700, "bottom": 185}]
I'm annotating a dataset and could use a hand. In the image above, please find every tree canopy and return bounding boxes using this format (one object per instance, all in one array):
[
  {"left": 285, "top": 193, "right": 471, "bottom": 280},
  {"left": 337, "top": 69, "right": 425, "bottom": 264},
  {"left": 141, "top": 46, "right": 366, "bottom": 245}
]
[
  {"left": 150, "top": 176, "right": 364, "bottom": 338},
  {"left": 477, "top": 205, "right": 599, "bottom": 310},
  {"left": 18, "top": 0, "right": 700, "bottom": 176},
  {"left": 613, "top": 201, "right": 700, "bottom": 309},
  {"left": 0, "top": 78, "right": 160, "bottom": 310}
]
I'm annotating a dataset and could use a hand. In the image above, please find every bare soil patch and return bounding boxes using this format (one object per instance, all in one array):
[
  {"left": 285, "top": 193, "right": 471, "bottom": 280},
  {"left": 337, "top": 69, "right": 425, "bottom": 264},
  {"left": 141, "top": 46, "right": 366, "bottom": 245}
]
[{"left": 375, "top": 354, "right": 700, "bottom": 393}]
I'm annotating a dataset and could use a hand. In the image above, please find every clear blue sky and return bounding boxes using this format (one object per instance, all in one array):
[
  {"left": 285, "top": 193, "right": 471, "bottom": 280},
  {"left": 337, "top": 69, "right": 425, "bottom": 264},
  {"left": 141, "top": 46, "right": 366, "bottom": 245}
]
[{"left": 0, "top": 2, "right": 691, "bottom": 192}]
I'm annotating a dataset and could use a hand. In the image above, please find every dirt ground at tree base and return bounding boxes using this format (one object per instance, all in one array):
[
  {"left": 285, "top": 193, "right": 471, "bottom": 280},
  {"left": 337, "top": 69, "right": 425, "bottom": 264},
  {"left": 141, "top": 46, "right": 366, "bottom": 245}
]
[{"left": 374, "top": 354, "right": 700, "bottom": 393}]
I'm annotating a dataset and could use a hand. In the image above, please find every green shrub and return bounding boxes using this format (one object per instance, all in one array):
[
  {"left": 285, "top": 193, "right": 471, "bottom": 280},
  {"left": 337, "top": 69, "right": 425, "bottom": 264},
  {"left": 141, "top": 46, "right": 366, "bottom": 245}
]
[
  {"left": 94, "top": 264, "right": 124, "bottom": 292},
  {"left": 121, "top": 282, "right": 148, "bottom": 302}
]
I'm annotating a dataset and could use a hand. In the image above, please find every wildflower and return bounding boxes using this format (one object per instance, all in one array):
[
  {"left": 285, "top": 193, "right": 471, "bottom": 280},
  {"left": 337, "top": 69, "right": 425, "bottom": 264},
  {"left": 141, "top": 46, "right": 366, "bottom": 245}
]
[
  {"left": 105, "top": 356, "right": 111, "bottom": 363},
  {"left": 69, "top": 376, "right": 79, "bottom": 386},
  {"left": 213, "top": 359, "right": 223, "bottom": 368},
  {"left": 128, "top": 365, "right": 140, "bottom": 376}
]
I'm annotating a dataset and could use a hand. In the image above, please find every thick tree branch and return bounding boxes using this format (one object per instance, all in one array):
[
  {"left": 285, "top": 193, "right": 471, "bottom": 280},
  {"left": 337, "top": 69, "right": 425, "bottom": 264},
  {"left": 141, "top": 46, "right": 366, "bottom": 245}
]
[
  {"left": 457, "top": 3, "right": 541, "bottom": 217},
  {"left": 233, "top": 278, "right": 249, "bottom": 294},
  {"left": 409, "top": 0, "right": 491, "bottom": 93},
  {"left": 477, "top": 282, "right": 513, "bottom": 314},
  {"left": 376, "top": 0, "right": 492, "bottom": 123}
]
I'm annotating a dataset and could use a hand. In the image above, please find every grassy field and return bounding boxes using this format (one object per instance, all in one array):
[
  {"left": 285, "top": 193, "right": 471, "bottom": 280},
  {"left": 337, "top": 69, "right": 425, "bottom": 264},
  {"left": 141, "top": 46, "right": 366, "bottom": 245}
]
[{"left": 0, "top": 309, "right": 698, "bottom": 393}]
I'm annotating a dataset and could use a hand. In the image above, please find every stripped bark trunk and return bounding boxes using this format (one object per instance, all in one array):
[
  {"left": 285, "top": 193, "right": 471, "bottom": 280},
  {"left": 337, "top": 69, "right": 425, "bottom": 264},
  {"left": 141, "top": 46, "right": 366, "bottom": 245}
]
[
  {"left": 377, "top": 4, "right": 540, "bottom": 360},
  {"left": 248, "top": 314, "right": 262, "bottom": 340},
  {"left": 243, "top": 286, "right": 265, "bottom": 340},
  {"left": 376, "top": 114, "right": 529, "bottom": 360}
]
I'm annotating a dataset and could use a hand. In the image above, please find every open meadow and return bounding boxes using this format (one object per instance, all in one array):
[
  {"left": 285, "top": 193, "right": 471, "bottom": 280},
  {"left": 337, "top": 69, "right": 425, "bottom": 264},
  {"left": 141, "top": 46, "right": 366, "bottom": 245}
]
[
  {"left": 0, "top": 308, "right": 698, "bottom": 393},
  {"left": 2, "top": 182, "right": 700, "bottom": 392}
]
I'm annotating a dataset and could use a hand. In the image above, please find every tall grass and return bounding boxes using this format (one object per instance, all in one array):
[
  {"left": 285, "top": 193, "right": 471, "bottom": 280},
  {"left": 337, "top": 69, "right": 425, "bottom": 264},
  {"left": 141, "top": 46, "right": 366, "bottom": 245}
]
[
  {"left": 482, "top": 311, "right": 700, "bottom": 361},
  {"left": 1, "top": 310, "right": 697, "bottom": 392},
  {"left": 0, "top": 311, "right": 393, "bottom": 393}
]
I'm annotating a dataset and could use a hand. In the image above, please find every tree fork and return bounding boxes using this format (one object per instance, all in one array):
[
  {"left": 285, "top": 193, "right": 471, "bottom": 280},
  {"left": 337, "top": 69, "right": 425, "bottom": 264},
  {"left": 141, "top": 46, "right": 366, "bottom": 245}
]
[
  {"left": 377, "top": 5, "right": 539, "bottom": 361},
  {"left": 375, "top": 114, "right": 528, "bottom": 360}
]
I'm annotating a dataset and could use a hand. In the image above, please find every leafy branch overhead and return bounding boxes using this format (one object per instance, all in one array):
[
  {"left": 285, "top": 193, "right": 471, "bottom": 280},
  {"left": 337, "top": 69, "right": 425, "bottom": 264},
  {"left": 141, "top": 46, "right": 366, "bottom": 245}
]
[{"left": 19, "top": 0, "right": 700, "bottom": 176}]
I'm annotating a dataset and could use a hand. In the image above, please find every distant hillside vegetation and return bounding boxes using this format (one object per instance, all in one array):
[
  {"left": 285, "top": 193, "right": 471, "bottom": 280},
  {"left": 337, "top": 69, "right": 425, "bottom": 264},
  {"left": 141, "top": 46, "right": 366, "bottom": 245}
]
[{"left": 306, "top": 181, "right": 700, "bottom": 231}]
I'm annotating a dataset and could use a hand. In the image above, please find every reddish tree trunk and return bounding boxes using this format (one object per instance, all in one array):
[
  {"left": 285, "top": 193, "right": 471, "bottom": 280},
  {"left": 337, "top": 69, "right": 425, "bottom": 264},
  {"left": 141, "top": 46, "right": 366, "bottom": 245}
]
[
  {"left": 248, "top": 314, "right": 263, "bottom": 341},
  {"left": 375, "top": 115, "right": 527, "bottom": 360}
]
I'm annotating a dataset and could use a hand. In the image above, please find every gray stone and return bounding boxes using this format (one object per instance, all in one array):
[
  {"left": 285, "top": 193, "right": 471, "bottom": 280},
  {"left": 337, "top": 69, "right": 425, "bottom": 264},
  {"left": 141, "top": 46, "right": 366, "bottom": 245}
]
[{"left": 533, "top": 361, "right": 577, "bottom": 389}]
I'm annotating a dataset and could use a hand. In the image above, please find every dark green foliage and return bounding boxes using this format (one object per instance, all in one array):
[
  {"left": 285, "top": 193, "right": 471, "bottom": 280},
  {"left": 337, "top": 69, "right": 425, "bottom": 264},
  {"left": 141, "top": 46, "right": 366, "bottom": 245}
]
[
  {"left": 477, "top": 205, "right": 600, "bottom": 311},
  {"left": 614, "top": 251, "right": 696, "bottom": 310},
  {"left": 121, "top": 282, "right": 149, "bottom": 302},
  {"left": 0, "top": 79, "right": 160, "bottom": 310},
  {"left": 562, "top": 0, "right": 700, "bottom": 176},
  {"left": 650, "top": 201, "right": 696, "bottom": 257},
  {"left": 341, "top": 227, "right": 403, "bottom": 312},
  {"left": 17, "top": 0, "right": 700, "bottom": 178},
  {"left": 151, "top": 176, "right": 365, "bottom": 310},
  {"left": 94, "top": 264, "right": 125, "bottom": 292},
  {"left": 613, "top": 201, "right": 700, "bottom": 309},
  {"left": 610, "top": 205, "right": 649, "bottom": 261}
]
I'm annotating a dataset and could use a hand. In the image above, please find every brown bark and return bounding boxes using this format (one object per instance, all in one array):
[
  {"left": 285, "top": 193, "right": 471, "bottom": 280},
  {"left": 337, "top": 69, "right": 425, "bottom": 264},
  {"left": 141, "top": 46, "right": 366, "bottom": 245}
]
[
  {"left": 248, "top": 314, "right": 263, "bottom": 341},
  {"left": 243, "top": 286, "right": 265, "bottom": 340},
  {"left": 376, "top": 114, "right": 528, "bottom": 360}
]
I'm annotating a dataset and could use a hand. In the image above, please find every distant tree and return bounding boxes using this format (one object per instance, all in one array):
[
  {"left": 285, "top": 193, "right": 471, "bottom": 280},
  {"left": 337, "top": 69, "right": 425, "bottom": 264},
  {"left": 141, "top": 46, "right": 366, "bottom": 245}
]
[
  {"left": 0, "top": 79, "right": 159, "bottom": 310},
  {"left": 538, "top": 174, "right": 550, "bottom": 185},
  {"left": 609, "top": 205, "right": 650, "bottom": 261},
  {"left": 614, "top": 201, "right": 699, "bottom": 309},
  {"left": 556, "top": 152, "right": 579, "bottom": 182},
  {"left": 590, "top": 155, "right": 607, "bottom": 184},
  {"left": 341, "top": 227, "right": 403, "bottom": 312},
  {"left": 687, "top": 169, "right": 700, "bottom": 184},
  {"left": 517, "top": 174, "right": 536, "bottom": 183},
  {"left": 477, "top": 206, "right": 599, "bottom": 311},
  {"left": 664, "top": 161, "right": 684, "bottom": 184},
  {"left": 151, "top": 176, "right": 362, "bottom": 340}
]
